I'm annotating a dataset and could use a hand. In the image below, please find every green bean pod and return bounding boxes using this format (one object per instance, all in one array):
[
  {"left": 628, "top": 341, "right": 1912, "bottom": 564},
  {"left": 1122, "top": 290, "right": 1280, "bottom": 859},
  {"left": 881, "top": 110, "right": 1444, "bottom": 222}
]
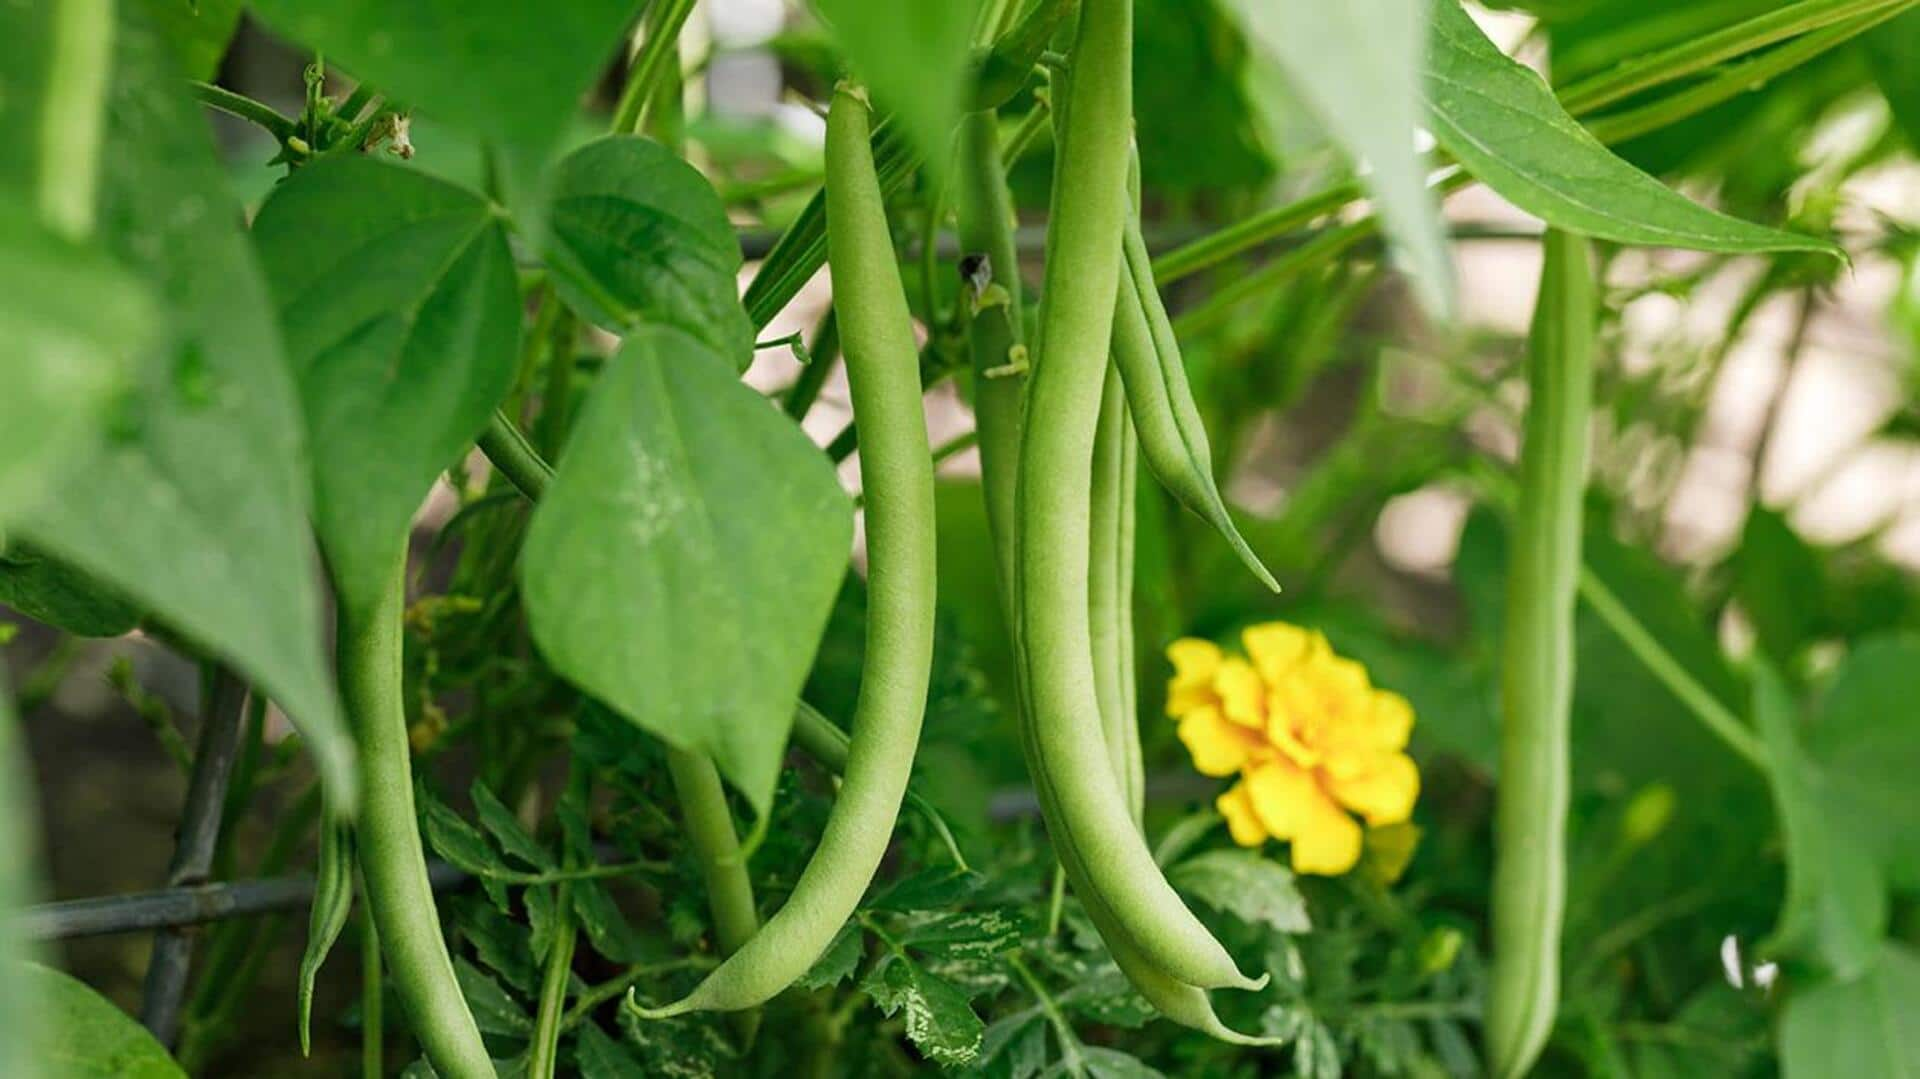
[
  {"left": 633, "top": 86, "right": 936, "bottom": 1017},
  {"left": 338, "top": 549, "right": 494, "bottom": 1079},
  {"left": 1486, "top": 230, "right": 1594, "bottom": 1079},
  {"left": 1113, "top": 213, "right": 1278, "bottom": 592},
  {"left": 1089, "top": 365, "right": 1142, "bottom": 823},
  {"left": 296, "top": 812, "right": 353, "bottom": 1055},
  {"left": 1014, "top": 0, "right": 1258, "bottom": 993}
]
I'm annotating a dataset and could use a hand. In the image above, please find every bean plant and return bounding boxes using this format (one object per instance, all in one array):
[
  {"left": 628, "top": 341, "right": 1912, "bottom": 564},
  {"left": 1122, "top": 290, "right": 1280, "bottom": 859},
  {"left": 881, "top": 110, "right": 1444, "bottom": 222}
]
[{"left": 3, "top": 0, "right": 1920, "bottom": 1076}]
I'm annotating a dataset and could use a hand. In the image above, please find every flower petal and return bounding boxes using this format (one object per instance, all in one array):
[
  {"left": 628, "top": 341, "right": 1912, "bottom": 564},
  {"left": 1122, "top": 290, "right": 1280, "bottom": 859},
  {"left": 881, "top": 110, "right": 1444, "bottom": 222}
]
[
  {"left": 1166, "top": 638, "right": 1223, "bottom": 717},
  {"left": 1369, "top": 690, "right": 1415, "bottom": 750},
  {"left": 1216, "top": 782, "right": 1267, "bottom": 847},
  {"left": 1326, "top": 752, "right": 1420, "bottom": 826},
  {"left": 1214, "top": 657, "right": 1266, "bottom": 728},
  {"left": 1178, "top": 706, "right": 1256, "bottom": 777},
  {"left": 1243, "top": 621, "right": 1313, "bottom": 682},
  {"left": 1289, "top": 807, "right": 1363, "bottom": 876}
]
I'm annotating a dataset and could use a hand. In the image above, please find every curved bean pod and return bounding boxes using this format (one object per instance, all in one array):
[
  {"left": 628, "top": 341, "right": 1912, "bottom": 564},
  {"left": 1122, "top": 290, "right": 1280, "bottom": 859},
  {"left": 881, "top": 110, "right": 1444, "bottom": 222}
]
[
  {"left": 1486, "top": 230, "right": 1594, "bottom": 1079},
  {"left": 1113, "top": 214, "right": 1278, "bottom": 592},
  {"left": 296, "top": 812, "right": 353, "bottom": 1055},
  {"left": 338, "top": 550, "right": 494, "bottom": 1079},
  {"left": 1014, "top": 0, "right": 1258, "bottom": 992},
  {"left": 632, "top": 86, "right": 936, "bottom": 1017},
  {"left": 1089, "top": 365, "right": 1142, "bottom": 823}
]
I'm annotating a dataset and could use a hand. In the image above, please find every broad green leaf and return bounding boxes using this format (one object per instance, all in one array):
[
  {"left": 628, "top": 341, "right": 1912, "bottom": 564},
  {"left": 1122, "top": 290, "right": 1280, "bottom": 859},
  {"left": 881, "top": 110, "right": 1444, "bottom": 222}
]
[
  {"left": 859, "top": 953, "right": 986, "bottom": 1067},
  {"left": 17, "top": 5, "right": 354, "bottom": 808},
  {"left": 521, "top": 328, "right": 852, "bottom": 817},
  {"left": 1806, "top": 633, "right": 1920, "bottom": 891},
  {"left": 0, "top": 210, "right": 152, "bottom": 520},
  {"left": 252, "top": 155, "right": 519, "bottom": 615},
  {"left": 898, "top": 908, "right": 1028, "bottom": 961},
  {"left": 25, "top": 962, "right": 185, "bottom": 1077},
  {"left": 246, "top": 0, "right": 637, "bottom": 193},
  {"left": 814, "top": 0, "right": 977, "bottom": 173},
  {"left": 1168, "top": 848, "right": 1312, "bottom": 933},
  {"left": 1222, "top": 0, "right": 1453, "bottom": 316},
  {"left": 545, "top": 135, "right": 753, "bottom": 369},
  {"left": 1425, "top": 0, "right": 1838, "bottom": 256},
  {"left": 1780, "top": 944, "right": 1920, "bottom": 1078},
  {"left": 148, "top": 0, "right": 241, "bottom": 79},
  {"left": 0, "top": 691, "right": 40, "bottom": 1079},
  {"left": 0, "top": 543, "right": 140, "bottom": 638},
  {"left": 1753, "top": 663, "right": 1884, "bottom": 980}
]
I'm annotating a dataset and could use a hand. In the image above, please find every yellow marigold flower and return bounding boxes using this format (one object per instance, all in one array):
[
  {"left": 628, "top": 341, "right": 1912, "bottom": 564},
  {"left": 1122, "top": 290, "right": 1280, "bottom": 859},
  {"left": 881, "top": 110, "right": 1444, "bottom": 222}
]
[{"left": 1167, "top": 622, "right": 1421, "bottom": 876}]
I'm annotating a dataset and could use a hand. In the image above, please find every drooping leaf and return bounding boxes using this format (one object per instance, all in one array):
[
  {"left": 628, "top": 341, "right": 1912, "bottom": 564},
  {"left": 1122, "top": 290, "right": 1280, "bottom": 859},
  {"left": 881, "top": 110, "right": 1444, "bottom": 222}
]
[
  {"left": 1753, "top": 662, "right": 1884, "bottom": 980},
  {"left": 1806, "top": 633, "right": 1920, "bottom": 891},
  {"left": 1780, "top": 944, "right": 1920, "bottom": 1078},
  {"left": 1223, "top": 0, "right": 1453, "bottom": 316},
  {"left": 252, "top": 155, "right": 520, "bottom": 615},
  {"left": 420, "top": 791, "right": 511, "bottom": 909},
  {"left": 571, "top": 880, "right": 650, "bottom": 965},
  {"left": 26, "top": 962, "right": 186, "bottom": 1078},
  {"left": 1424, "top": 0, "right": 1838, "bottom": 257},
  {"left": 0, "top": 543, "right": 141, "bottom": 638},
  {"left": 813, "top": 0, "right": 977, "bottom": 173},
  {"left": 859, "top": 953, "right": 986, "bottom": 1068},
  {"left": 1168, "top": 848, "right": 1312, "bottom": 934},
  {"left": 545, "top": 135, "right": 753, "bottom": 370},
  {"left": 0, "top": 209, "right": 152, "bottom": 521},
  {"left": 521, "top": 328, "right": 852, "bottom": 817},
  {"left": 246, "top": 0, "right": 637, "bottom": 192},
  {"left": 17, "top": 5, "right": 354, "bottom": 808}
]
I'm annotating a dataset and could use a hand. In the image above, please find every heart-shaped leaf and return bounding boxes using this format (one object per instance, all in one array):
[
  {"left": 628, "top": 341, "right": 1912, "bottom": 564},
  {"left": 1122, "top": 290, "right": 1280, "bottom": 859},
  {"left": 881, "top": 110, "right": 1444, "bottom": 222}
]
[
  {"left": 252, "top": 155, "right": 520, "bottom": 614},
  {"left": 545, "top": 135, "right": 753, "bottom": 369},
  {"left": 522, "top": 328, "right": 852, "bottom": 816}
]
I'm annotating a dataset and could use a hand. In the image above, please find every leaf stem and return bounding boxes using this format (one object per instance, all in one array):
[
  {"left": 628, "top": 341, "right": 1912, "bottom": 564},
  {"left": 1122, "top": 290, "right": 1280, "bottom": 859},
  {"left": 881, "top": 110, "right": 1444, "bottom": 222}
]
[
  {"left": 611, "top": 0, "right": 697, "bottom": 136},
  {"left": 1576, "top": 568, "right": 1767, "bottom": 770},
  {"left": 188, "top": 81, "right": 298, "bottom": 141},
  {"left": 526, "top": 883, "right": 576, "bottom": 1079},
  {"left": 477, "top": 410, "right": 554, "bottom": 500}
]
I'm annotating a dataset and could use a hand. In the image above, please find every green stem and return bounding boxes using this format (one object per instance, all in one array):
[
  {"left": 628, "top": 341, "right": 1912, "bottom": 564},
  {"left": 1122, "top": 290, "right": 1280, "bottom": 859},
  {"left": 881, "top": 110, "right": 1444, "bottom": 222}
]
[
  {"left": 611, "top": 0, "right": 697, "bottom": 135},
  {"left": 526, "top": 883, "right": 576, "bottom": 1079},
  {"left": 188, "top": 81, "right": 298, "bottom": 141},
  {"left": 782, "top": 309, "right": 841, "bottom": 420},
  {"left": 1576, "top": 569, "right": 1766, "bottom": 768},
  {"left": 560, "top": 958, "right": 713, "bottom": 1031},
  {"left": 40, "top": 0, "right": 115, "bottom": 237},
  {"left": 665, "top": 747, "right": 761, "bottom": 956},
  {"left": 362, "top": 912, "right": 383, "bottom": 1079},
  {"left": 1151, "top": 182, "right": 1359, "bottom": 285},
  {"left": 1008, "top": 955, "right": 1086, "bottom": 1075},
  {"left": 478, "top": 410, "right": 554, "bottom": 500},
  {"left": 1556, "top": 0, "right": 1913, "bottom": 114}
]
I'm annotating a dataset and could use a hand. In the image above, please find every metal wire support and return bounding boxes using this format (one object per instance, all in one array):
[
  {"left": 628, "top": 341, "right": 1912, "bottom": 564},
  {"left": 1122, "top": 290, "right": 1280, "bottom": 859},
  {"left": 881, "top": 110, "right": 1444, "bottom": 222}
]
[{"left": 139, "top": 668, "right": 249, "bottom": 1047}]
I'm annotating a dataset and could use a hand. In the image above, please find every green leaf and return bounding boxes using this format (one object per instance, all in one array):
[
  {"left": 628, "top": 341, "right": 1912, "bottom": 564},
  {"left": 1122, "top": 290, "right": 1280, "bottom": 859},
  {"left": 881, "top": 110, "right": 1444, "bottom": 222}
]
[
  {"left": 545, "top": 136, "right": 753, "bottom": 370},
  {"left": 574, "top": 1023, "right": 647, "bottom": 1078},
  {"left": 1866, "top": 8, "right": 1920, "bottom": 152},
  {"left": 898, "top": 908, "right": 1028, "bottom": 962},
  {"left": 471, "top": 780, "right": 555, "bottom": 872},
  {"left": 1753, "top": 662, "right": 1884, "bottom": 980},
  {"left": 1082, "top": 1046, "right": 1168, "bottom": 1079},
  {"left": 1168, "top": 848, "right": 1312, "bottom": 933},
  {"left": 0, "top": 208, "right": 152, "bottom": 521},
  {"left": 1222, "top": 0, "right": 1452, "bottom": 317},
  {"left": 454, "top": 957, "right": 533, "bottom": 1037},
  {"left": 245, "top": 0, "right": 636, "bottom": 192},
  {"left": 148, "top": 0, "right": 242, "bottom": 80},
  {"left": 1425, "top": 0, "right": 1838, "bottom": 257},
  {"left": 859, "top": 953, "right": 986, "bottom": 1068},
  {"left": 420, "top": 791, "right": 510, "bottom": 909},
  {"left": 571, "top": 881, "right": 650, "bottom": 965},
  {"left": 0, "top": 544, "right": 140, "bottom": 638},
  {"left": 16, "top": 5, "right": 355, "bottom": 808},
  {"left": 252, "top": 155, "right": 519, "bottom": 616},
  {"left": 522, "top": 328, "right": 852, "bottom": 817},
  {"left": 795, "top": 922, "right": 865, "bottom": 990},
  {"left": 1806, "top": 633, "right": 1920, "bottom": 891},
  {"left": 25, "top": 962, "right": 186, "bottom": 1077},
  {"left": 1734, "top": 508, "right": 1825, "bottom": 666},
  {"left": 1780, "top": 943, "right": 1920, "bottom": 1078},
  {"left": 814, "top": 0, "right": 977, "bottom": 173}
]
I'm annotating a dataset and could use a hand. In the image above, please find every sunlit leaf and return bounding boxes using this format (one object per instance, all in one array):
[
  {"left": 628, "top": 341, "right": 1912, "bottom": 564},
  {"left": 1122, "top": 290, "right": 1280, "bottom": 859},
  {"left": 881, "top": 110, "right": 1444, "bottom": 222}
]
[{"left": 27, "top": 963, "right": 185, "bottom": 1077}]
